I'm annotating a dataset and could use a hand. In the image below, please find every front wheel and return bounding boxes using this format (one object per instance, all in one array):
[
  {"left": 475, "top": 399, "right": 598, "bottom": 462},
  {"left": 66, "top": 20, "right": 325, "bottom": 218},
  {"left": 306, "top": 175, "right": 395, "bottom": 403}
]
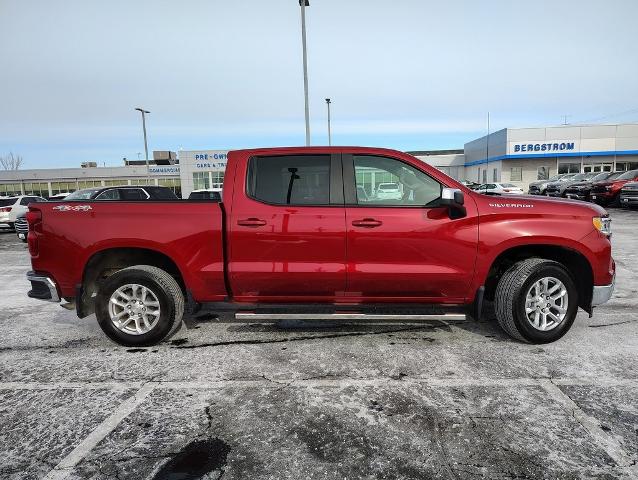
[
  {"left": 494, "top": 258, "right": 578, "bottom": 343},
  {"left": 95, "top": 265, "right": 184, "bottom": 347}
]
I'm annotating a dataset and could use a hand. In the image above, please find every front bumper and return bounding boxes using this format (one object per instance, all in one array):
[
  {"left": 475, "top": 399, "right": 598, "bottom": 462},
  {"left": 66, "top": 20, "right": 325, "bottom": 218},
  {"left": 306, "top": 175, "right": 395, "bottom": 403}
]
[
  {"left": 26, "top": 271, "right": 60, "bottom": 302},
  {"left": 620, "top": 195, "right": 638, "bottom": 206},
  {"left": 591, "top": 274, "right": 615, "bottom": 307}
]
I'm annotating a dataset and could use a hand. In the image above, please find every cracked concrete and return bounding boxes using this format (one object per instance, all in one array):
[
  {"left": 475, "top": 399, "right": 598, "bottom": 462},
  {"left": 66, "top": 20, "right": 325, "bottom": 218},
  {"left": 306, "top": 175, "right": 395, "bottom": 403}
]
[{"left": 0, "top": 208, "right": 637, "bottom": 479}]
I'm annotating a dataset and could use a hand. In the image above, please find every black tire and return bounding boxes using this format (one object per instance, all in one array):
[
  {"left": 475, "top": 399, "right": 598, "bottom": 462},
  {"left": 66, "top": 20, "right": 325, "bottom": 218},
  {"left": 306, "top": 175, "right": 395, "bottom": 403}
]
[
  {"left": 494, "top": 258, "right": 579, "bottom": 344},
  {"left": 609, "top": 194, "right": 621, "bottom": 208},
  {"left": 95, "top": 265, "right": 184, "bottom": 347}
]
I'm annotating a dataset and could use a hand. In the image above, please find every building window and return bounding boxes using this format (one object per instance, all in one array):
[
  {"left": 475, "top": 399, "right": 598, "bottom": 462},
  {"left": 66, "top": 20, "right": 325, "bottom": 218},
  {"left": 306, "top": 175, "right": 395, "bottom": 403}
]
[
  {"left": 510, "top": 167, "right": 522, "bottom": 182},
  {"left": 22, "top": 182, "right": 49, "bottom": 197},
  {"left": 158, "top": 178, "right": 181, "bottom": 197},
  {"left": 0, "top": 183, "right": 23, "bottom": 196},
  {"left": 193, "top": 172, "right": 210, "bottom": 190},
  {"left": 482, "top": 169, "right": 487, "bottom": 183},
  {"left": 558, "top": 163, "right": 580, "bottom": 174},
  {"left": 50, "top": 182, "right": 77, "bottom": 195},
  {"left": 492, "top": 168, "right": 498, "bottom": 182}
]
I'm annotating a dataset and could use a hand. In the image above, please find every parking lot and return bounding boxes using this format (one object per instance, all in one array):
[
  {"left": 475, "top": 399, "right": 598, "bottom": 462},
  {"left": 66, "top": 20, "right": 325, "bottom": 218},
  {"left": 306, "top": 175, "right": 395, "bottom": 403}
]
[{"left": 0, "top": 209, "right": 636, "bottom": 480}]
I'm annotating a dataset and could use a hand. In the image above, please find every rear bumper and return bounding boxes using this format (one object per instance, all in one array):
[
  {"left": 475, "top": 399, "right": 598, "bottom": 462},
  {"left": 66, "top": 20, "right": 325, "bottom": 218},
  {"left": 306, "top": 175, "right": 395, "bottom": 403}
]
[
  {"left": 26, "top": 271, "right": 60, "bottom": 302},
  {"left": 592, "top": 274, "right": 615, "bottom": 307}
]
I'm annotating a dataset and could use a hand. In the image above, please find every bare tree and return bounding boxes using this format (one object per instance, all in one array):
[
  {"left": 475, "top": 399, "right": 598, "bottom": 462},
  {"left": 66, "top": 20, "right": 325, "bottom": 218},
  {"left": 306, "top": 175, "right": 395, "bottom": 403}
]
[{"left": 0, "top": 152, "right": 23, "bottom": 170}]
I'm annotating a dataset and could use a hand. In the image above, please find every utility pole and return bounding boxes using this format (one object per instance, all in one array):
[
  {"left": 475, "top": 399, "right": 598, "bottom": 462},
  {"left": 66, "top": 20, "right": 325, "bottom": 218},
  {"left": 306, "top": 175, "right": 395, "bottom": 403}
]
[
  {"left": 135, "top": 107, "right": 151, "bottom": 177},
  {"left": 485, "top": 112, "right": 490, "bottom": 183},
  {"left": 299, "top": 0, "right": 310, "bottom": 146},
  {"left": 325, "top": 98, "right": 332, "bottom": 146}
]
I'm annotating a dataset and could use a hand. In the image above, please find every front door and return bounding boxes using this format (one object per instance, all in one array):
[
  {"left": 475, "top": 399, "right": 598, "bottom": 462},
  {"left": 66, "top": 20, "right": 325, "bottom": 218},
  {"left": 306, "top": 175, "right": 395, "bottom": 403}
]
[
  {"left": 343, "top": 154, "right": 478, "bottom": 303},
  {"left": 228, "top": 153, "right": 347, "bottom": 301}
]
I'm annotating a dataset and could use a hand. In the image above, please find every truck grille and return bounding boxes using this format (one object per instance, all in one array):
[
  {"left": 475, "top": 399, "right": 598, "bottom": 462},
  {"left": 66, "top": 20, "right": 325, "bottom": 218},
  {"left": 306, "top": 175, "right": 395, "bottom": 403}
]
[
  {"left": 591, "top": 185, "right": 608, "bottom": 194},
  {"left": 621, "top": 190, "right": 638, "bottom": 198},
  {"left": 14, "top": 217, "right": 28, "bottom": 233}
]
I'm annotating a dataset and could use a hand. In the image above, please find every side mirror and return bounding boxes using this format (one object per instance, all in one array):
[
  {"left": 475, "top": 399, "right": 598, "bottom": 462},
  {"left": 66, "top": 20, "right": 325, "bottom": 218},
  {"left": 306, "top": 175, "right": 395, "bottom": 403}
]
[{"left": 441, "top": 188, "right": 466, "bottom": 219}]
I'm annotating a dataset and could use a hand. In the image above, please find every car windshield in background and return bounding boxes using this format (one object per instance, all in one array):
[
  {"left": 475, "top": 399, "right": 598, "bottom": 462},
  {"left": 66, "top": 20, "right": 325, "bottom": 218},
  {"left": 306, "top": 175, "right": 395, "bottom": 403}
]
[
  {"left": 606, "top": 172, "right": 623, "bottom": 180},
  {"left": 591, "top": 172, "right": 612, "bottom": 181},
  {"left": 64, "top": 188, "right": 101, "bottom": 200},
  {"left": 0, "top": 198, "right": 17, "bottom": 207},
  {"left": 571, "top": 174, "right": 590, "bottom": 181},
  {"left": 617, "top": 169, "right": 638, "bottom": 180}
]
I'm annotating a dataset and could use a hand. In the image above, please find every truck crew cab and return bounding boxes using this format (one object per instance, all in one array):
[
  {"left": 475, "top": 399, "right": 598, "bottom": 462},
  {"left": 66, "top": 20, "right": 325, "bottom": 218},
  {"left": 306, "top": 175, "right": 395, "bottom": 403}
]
[{"left": 25, "top": 147, "right": 615, "bottom": 346}]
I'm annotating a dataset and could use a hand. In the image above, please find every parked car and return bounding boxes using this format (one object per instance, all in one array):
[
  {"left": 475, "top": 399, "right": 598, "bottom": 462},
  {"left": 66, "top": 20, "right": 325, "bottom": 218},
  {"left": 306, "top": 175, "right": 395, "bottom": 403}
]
[
  {"left": 546, "top": 173, "right": 596, "bottom": 197},
  {"left": 476, "top": 183, "right": 524, "bottom": 195},
  {"left": 15, "top": 213, "right": 28, "bottom": 242},
  {"left": 63, "top": 185, "right": 178, "bottom": 201},
  {"left": 0, "top": 195, "right": 47, "bottom": 229},
  {"left": 48, "top": 192, "right": 72, "bottom": 200},
  {"left": 620, "top": 181, "right": 638, "bottom": 208},
  {"left": 460, "top": 180, "right": 481, "bottom": 190},
  {"left": 528, "top": 174, "right": 568, "bottom": 195},
  {"left": 374, "top": 182, "right": 402, "bottom": 200},
  {"left": 188, "top": 189, "right": 222, "bottom": 201},
  {"left": 25, "top": 146, "right": 614, "bottom": 347},
  {"left": 564, "top": 172, "right": 622, "bottom": 201},
  {"left": 590, "top": 169, "right": 638, "bottom": 206}
]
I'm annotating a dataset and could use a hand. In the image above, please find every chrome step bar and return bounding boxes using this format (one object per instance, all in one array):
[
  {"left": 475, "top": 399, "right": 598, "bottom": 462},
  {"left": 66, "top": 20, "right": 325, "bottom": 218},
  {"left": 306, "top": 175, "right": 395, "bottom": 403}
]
[{"left": 234, "top": 313, "right": 466, "bottom": 322}]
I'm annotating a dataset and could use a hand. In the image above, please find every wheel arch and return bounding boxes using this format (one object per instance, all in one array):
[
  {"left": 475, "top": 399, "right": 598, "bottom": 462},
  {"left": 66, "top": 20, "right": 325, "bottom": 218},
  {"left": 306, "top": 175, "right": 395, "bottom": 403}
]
[
  {"left": 484, "top": 244, "right": 594, "bottom": 314},
  {"left": 78, "top": 247, "right": 185, "bottom": 318}
]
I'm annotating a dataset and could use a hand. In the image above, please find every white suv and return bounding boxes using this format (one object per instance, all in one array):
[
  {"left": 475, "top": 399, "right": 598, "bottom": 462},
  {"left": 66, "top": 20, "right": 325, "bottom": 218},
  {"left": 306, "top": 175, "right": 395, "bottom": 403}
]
[
  {"left": 0, "top": 195, "right": 47, "bottom": 229},
  {"left": 375, "top": 183, "right": 402, "bottom": 200}
]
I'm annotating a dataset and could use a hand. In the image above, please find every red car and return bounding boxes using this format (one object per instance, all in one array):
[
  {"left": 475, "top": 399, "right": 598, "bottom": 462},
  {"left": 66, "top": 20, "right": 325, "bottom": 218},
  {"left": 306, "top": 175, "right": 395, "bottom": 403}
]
[
  {"left": 590, "top": 169, "right": 638, "bottom": 206},
  {"left": 25, "top": 147, "right": 615, "bottom": 346}
]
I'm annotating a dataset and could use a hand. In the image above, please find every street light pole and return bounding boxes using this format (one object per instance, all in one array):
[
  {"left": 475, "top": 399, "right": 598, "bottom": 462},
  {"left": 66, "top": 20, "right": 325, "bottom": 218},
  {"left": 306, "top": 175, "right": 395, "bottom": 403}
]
[
  {"left": 135, "top": 107, "right": 151, "bottom": 172},
  {"left": 299, "top": 0, "right": 310, "bottom": 146},
  {"left": 325, "top": 98, "right": 332, "bottom": 146}
]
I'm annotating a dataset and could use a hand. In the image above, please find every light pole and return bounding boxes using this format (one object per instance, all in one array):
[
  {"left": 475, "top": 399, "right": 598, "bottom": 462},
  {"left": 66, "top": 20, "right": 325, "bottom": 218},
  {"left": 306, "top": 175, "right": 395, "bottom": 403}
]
[
  {"left": 299, "top": 0, "right": 310, "bottom": 146},
  {"left": 135, "top": 107, "right": 150, "bottom": 168},
  {"left": 325, "top": 98, "right": 332, "bottom": 146}
]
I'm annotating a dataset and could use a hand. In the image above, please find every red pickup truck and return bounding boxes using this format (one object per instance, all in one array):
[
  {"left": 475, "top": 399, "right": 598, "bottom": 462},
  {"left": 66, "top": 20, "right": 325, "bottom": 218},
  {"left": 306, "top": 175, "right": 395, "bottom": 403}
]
[{"left": 25, "top": 147, "right": 615, "bottom": 346}]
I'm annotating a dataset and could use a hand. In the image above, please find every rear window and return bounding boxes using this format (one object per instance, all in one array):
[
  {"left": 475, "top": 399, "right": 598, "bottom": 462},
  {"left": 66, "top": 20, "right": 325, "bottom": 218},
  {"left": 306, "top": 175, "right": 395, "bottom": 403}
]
[
  {"left": 247, "top": 155, "right": 331, "bottom": 205},
  {"left": 617, "top": 170, "right": 638, "bottom": 180},
  {"left": 0, "top": 198, "right": 17, "bottom": 207},
  {"left": 119, "top": 189, "right": 147, "bottom": 200},
  {"left": 148, "top": 188, "right": 178, "bottom": 200},
  {"left": 378, "top": 183, "right": 399, "bottom": 190},
  {"left": 501, "top": 183, "right": 518, "bottom": 188}
]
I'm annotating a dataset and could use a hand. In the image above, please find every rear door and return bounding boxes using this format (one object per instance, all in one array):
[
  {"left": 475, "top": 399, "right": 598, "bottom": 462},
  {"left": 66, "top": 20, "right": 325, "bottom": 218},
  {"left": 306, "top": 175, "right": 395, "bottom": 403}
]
[
  {"left": 227, "top": 153, "right": 347, "bottom": 301},
  {"left": 343, "top": 153, "right": 478, "bottom": 303}
]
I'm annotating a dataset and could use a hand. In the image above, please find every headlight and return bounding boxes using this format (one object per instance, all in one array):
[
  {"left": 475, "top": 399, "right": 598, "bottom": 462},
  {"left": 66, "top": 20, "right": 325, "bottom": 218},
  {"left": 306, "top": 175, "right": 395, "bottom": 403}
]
[{"left": 593, "top": 216, "right": 612, "bottom": 236}]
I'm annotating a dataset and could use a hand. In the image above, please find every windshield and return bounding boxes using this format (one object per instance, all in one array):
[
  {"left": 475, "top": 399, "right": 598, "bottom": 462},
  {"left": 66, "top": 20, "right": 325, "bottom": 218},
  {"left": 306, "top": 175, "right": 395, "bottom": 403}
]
[
  {"left": 0, "top": 198, "right": 17, "bottom": 207},
  {"left": 617, "top": 169, "right": 638, "bottom": 180},
  {"left": 559, "top": 174, "right": 576, "bottom": 181},
  {"left": 571, "top": 173, "right": 590, "bottom": 181},
  {"left": 591, "top": 172, "right": 612, "bottom": 181},
  {"left": 64, "top": 188, "right": 100, "bottom": 200},
  {"left": 548, "top": 174, "right": 563, "bottom": 181}
]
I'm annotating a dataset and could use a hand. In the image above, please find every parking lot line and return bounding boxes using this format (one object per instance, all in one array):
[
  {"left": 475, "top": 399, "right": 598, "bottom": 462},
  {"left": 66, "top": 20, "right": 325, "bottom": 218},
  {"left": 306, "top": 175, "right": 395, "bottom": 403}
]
[{"left": 42, "top": 382, "right": 157, "bottom": 480}]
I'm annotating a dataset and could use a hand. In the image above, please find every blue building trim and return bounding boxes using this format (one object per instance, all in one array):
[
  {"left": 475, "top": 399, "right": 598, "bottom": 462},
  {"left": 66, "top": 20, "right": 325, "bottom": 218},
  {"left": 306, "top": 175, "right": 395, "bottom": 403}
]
[{"left": 464, "top": 149, "right": 638, "bottom": 167}]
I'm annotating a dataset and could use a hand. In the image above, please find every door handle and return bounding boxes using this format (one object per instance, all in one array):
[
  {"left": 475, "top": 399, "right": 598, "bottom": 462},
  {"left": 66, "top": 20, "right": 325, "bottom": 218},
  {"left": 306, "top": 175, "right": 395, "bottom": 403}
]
[
  {"left": 352, "top": 218, "right": 382, "bottom": 228},
  {"left": 237, "top": 218, "right": 267, "bottom": 227}
]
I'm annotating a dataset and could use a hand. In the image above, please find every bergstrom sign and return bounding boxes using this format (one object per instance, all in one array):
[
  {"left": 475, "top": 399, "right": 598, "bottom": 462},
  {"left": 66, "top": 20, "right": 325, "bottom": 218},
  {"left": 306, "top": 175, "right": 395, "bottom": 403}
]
[{"left": 509, "top": 141, "right": 578, "bottom": 155}]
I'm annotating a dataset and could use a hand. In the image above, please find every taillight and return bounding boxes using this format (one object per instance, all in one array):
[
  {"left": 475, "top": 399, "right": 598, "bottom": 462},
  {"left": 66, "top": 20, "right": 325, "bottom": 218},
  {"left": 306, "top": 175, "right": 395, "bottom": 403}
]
[
  {"left": 503, "top": 189, "right": 511, "bottom": 192},
  {"left": 26, "top": 210, "right": 42, "bottom": 226},
  {"left": 0, "top": 207, "right": 11, "bottom": 213},
  {"left": 26, "top": 209, "right": 42, "bottom": 256}
]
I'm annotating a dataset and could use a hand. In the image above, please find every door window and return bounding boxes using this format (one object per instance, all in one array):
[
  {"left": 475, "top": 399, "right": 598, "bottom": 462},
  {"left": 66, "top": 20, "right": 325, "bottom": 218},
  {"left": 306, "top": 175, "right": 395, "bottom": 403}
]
[
  {"left": 247, "top": 155, "right": 331, "bottom": 205},
  {"left": 352, "top": 155, "right": 441, "bottom": 207},
  {"left": 119, "top": 189, "right": 147, "bottom": 200},
  {"left": 95, "top": 189, "right": 120, "bottom": 200}
]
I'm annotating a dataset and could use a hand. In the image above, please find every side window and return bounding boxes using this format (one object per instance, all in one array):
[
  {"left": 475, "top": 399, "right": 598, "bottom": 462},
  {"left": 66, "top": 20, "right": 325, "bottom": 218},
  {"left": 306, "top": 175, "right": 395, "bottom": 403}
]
[
  {"left": 119, "top": 189, "right": 146, "bottom": 200},
  {"left": 353, "top": 155, "right": 442, "bottom": 206},
  {"left": 95, "top": 189, "right": 120, "bottom": 200},
  {"left": 247, "top": 155, "right": 331, "bottom": 205},
  {"left": 20, "top": 197, "right": 35, "bottom": 205}
]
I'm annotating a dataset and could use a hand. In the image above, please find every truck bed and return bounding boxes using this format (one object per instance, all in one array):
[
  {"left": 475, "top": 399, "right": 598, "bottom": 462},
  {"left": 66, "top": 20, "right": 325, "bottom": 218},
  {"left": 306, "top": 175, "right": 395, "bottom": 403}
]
[{"left": 28, "top": 201, "right": 227, "bottom": 302}]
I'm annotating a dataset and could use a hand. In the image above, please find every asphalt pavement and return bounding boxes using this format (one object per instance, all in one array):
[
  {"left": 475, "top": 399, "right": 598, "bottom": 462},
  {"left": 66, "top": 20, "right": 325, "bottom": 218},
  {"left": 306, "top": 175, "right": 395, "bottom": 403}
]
[{"left": 0, "top": 208, "right": 637, "bottom": 479}]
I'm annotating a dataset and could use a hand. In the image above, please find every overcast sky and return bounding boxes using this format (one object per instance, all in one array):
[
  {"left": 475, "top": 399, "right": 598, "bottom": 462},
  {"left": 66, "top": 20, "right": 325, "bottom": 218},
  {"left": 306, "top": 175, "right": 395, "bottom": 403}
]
[{"left": 1, "top": 0, "right": 638, "bottom": 168}]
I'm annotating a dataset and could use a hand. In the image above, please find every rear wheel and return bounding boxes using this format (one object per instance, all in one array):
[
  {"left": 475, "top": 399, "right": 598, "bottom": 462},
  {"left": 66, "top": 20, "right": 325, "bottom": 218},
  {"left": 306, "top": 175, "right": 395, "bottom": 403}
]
[
  {"left": 494, "top": 258, "right": 578, "bottom": 343},
  {"left": 95, "top": 265, "right": 184, "bottom": 347}
]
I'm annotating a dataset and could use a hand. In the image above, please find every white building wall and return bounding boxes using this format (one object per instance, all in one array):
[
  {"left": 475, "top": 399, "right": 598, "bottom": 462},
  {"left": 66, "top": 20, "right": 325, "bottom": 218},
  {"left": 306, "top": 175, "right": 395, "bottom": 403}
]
[{"left": 178, "top": 150, "right": 229, "bottom": 198}]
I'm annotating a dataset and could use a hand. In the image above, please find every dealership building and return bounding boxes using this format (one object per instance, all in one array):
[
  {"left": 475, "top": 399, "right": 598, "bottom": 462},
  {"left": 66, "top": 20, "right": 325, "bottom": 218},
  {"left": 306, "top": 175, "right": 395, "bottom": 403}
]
[{"left": 2, "top": 123, "right": 638, "bottom": 197}]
